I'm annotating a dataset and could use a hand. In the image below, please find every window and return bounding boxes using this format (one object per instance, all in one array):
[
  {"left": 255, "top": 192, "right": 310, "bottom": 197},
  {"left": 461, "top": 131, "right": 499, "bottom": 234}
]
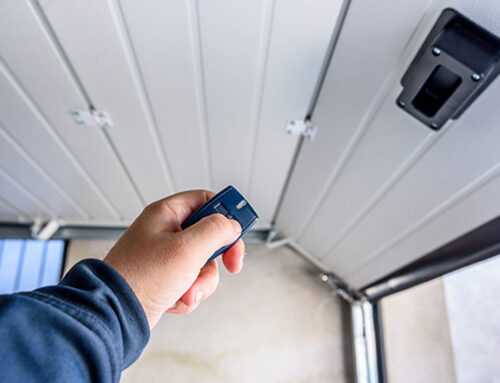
[{"left": 0, "top": 239, "right": 66, "bottom": 294}]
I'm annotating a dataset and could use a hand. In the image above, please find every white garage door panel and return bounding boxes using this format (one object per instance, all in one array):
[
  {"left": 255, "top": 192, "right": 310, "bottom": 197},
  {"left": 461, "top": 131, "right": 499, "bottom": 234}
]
[
  {"left": 0, "top": 68, "right": 120, "bottom": 220},
  {"left": 0, "top": 0, "right": 342, "bottom": 226},
  {"left": 197, "top": 0, "right": 267, "bottom": 194},
  {"left": 248, "top": 0, "right": 342, "bottom": 223},
  {"left": 0, "top": 198, "right": 25, "bottom": 222},
  {"left": 107, "top": 0, "right": 341, "bottom": 224},
  {"left": 39, "top": 0, "right": 174, "bottom": 204},
  {"left": 0, "top": 168, "right": 50, "bottom": 221},
  {"left": 299, "top": 86, "right": 432, "bottom": 256},
  {"left": 276, "top": 0, "right": 434, "bottom": 239},
  {"left": 276, "top": 0, "right": 500, "bottom": 288},
  {"left": 0, "top": 1, "right": 142, "bottom": 220},
  {"left": 335, "top": 80, "right": 500, "bottom": 283},
  {"left": 118, "top": 0, "right": 210, "bottom": 192},
  {"left": 348, "top": 166, "right": 500, "bottom": 288},
  {"left": 0, "top": 130, "right": 85, "bottom": 219}
]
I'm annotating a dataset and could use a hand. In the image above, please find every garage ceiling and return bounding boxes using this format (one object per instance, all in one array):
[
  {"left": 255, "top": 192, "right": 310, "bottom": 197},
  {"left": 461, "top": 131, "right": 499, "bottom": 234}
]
[
  {"left": 0, "top": 0, "right": 342, "bottom": 226},
  {"left": 2, "top": 0, "right": 500, "bottom": 290}
]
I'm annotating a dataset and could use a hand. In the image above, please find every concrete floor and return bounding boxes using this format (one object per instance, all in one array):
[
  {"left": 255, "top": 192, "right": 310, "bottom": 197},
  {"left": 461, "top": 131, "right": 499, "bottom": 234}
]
[{"left": 66, "top": 241, "right": 351, "bottom": 383}]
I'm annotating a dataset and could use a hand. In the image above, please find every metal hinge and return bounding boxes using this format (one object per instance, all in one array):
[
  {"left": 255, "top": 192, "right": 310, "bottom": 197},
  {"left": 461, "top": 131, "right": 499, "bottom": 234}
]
[
  {"left": 71, "top": 109, "right": 113, "bottom": 129},
  {"left": 319, "top": 272, "right": 366, "bottom": 304},
  {"left": 285, "top": 119, "right": 317, "bottom": 140},
  {"left": 31, "top": 218, "right": 60, "bottom": 241}
]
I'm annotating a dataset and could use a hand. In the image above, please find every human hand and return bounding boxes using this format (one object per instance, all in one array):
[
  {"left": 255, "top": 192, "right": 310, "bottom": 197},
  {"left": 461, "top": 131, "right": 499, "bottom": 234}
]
[{"left": 104, "top": 190, "right": 244, "bottom": 328}]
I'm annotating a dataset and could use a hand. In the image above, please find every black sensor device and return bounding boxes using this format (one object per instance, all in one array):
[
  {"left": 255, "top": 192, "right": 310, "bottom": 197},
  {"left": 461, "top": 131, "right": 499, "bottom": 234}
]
[
  {"left": 181, "top": 186, "right": 259, "bottom": 263},
  {"left": 396, "top": 8, "right": 500, "bottom": 130}
]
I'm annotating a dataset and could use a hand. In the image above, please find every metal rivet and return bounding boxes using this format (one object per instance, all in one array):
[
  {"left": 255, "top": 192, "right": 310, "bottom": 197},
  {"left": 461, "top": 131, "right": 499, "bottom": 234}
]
[
  {"left": 471, "top": 73, "right": 481, "bottom": 81},
  {"left": 397, "top": 100, "right": 406, "bottom": 108},
  {"left": 431, "top": 122, "right": 438, "bottom": 129},
  {"left": 320, "top": 274, "right": 329, "bottom": 282},
  {"left": 432, "top": 47, "right": 441, "bottom": 56}
]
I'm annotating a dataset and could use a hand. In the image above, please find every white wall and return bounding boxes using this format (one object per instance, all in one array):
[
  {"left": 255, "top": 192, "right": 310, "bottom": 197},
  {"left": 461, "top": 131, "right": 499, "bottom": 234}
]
[{"left": 443, "top": 255, "right": 500, "bottom": 383}]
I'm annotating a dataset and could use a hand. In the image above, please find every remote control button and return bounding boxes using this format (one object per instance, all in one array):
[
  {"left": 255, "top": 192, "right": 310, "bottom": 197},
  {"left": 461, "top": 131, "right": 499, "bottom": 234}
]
[
  {"left": 214, "top": 203, "right": 229, "bottom": 217},
  {"left": 236, "top": 199, "right": 247, "bottom": 210}
]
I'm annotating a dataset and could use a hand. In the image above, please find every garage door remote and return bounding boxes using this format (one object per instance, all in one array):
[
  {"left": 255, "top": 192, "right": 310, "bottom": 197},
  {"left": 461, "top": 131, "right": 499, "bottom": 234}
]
[{"left": 181, "top": 186, "right": 259, "bottom": 264}]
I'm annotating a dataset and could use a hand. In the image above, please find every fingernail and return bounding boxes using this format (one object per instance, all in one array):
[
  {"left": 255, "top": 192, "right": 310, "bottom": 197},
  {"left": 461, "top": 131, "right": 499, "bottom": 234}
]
[
  {"left": 168, "top": 302, "right": 178, "bottom": 310},
  {"left": 229, "top": 219, "right": 241, "bottom": 234},
  {"left": 195, "top": 290, "right": 203, "bottom": 304}
]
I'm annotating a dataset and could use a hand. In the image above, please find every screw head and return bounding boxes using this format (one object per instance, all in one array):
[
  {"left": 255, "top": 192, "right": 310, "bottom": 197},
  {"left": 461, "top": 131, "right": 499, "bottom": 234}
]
[
  {"left": 397, "top": 100, "right": 406, "bottom": 108},
  {"left": 471, "top": 73, "right": 482, "bottom": 81},
  {"left": 320, "top": 274, "right": 329, "bottom": 282},
  {"left": 432, "top": 47, "right": 441, "bottom": 56},
  {"left": 430, "top": 122, "right": 438, "bottom": 129}
]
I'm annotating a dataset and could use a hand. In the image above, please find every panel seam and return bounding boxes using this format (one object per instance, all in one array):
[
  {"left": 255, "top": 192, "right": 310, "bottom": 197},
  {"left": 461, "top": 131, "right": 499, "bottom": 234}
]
[
  {"left": 29, "top": 0, "right": 146, "bottom": 208},
  {"left": 110, "top": 0, "right": 176, "bottom": 193},
  {"left": 188, "top": 0, "right": 213, "bottom": 189},
  {"left": 347, "top": 159, "right": 500, "bottom": 281},
  {"left": 270, "top": 0, "right": 352, "bottom": 225},
  {"left": 245, "top": 0, "right": 276, "bottom": 195},
  {"left": 0, "top": 55, "right": 117, "bottom": 220},
  {"left": 0, "top": 166, "right": 53, "bottom": 217},
  {"left": 320, "top": 126, "right": 449, "bottom": 259},
  {"left": 0, "top": 195, "right": 30, "bottom": 221},
  {"left": 295, "top": 70, "right": 397, "bottom": 239},
  {"left": 0, "top": 124, "right": 88, "bottom": 219}
]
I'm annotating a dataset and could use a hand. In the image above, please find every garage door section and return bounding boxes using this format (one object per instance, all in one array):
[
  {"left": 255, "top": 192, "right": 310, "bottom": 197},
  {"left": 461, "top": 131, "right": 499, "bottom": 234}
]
[{"left": 276, "top": 0, "right": 500, "bottom": 289}]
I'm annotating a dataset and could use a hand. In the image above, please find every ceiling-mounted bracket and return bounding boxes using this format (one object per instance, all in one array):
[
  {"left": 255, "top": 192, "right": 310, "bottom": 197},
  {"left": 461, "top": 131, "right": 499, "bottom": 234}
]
[
  {"left": 71, "top": 108, "right": 113, "bottom": 129},
  {"left": 285, "top": 119, "right": 317, "bottom": 140},
  {"left": 31, "top": 218, "right": 61, "bottom": 241}
]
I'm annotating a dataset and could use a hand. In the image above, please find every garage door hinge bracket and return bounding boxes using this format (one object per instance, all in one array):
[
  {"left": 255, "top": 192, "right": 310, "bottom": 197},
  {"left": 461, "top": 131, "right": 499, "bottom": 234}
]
[
  {"left": 31, "top": 218, "right": 61, "bottom": 241},
  {"left": 71, "top": 108, "right": 113, "bottom": 129},
  {"left": 285, "top": 119, "right": 317, "bottom": 140},
  {"left": 319, "top": 273, "right": 366, "bottom": 304}
]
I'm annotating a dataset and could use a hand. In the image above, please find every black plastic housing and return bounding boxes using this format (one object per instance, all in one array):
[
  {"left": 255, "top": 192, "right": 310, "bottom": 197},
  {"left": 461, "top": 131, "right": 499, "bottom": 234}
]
[{"left": 397, "top": 8, "right": 500, "bottom": 130}]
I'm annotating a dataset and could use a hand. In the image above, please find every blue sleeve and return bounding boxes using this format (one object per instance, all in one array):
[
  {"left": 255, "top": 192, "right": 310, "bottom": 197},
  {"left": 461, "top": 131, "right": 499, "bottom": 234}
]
[{"left": 0, "top": 259, "right": 150, "bottom": 382}]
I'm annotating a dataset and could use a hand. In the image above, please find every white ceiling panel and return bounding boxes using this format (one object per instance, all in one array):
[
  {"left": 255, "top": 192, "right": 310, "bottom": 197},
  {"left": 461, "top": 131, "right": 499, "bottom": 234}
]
[
  {"left": 0, "top": 63, "right": 121, "bottom": 220},
  {"left": 0, "top": 198, "right": 25, "bottom": 223},
  {"left": 197, "top": 0, "right": 268, "bottom": 193},
  {"left": 277, "top": 0, "right": 500, "bottom": 288},
  {"left": 248, "top": 0, "right": 342, "bottom": 222},
  {"left": 119, "top": 0, "right": 341, "bottom": 220},
  {"left": 0, "top": 128, "right": 85, "bottom": 219},
  {"left": 118, "top": 0, "right": 211, "bottom": 192},
  {"left": 0, "top": 0, "right": 341, "bottom": 226},
  {"left": 277, "top": 0, "right": 434, "bottom": 238},
  {"left": 0, "top": 166, "right": 50, "bottom": 222},
  {"left": 0, "top": 1, "right": 143, "bottom": 221},
  {"left": 38, "top": 0, "right": 176, "bottom": 204}
]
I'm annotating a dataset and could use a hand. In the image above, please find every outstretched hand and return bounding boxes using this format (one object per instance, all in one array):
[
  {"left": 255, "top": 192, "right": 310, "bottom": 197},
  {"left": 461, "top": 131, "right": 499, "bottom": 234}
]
[{"left": 104, "top": 190, "right": 244, "bottom": 328}]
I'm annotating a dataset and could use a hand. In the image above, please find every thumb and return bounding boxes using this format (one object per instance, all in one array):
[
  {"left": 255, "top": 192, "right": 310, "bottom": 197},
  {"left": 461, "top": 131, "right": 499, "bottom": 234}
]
[{"left": 178, "top": 213, "right": 241, "bottom": 266}]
